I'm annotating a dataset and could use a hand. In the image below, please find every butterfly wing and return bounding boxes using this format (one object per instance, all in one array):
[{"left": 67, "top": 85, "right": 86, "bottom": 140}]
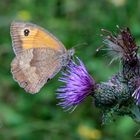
[
  {"left": 10, "top": 21, "right": 66, "bottom": 54},
  {"left": 11, "top": 48, "right": 63, "bottom": 93},
  {"left": 10, "top": 21, "right": 67, "bottom": 94}
]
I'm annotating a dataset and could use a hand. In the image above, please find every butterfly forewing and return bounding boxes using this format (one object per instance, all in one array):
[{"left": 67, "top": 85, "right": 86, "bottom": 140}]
[{"left": 10, "top": 21, "right": 66, "bottom": 55}]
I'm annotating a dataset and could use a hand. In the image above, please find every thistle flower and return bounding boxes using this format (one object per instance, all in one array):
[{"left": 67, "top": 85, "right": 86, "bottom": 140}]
[
  {"left": 132, "top": 87, "right": 140, "bottom": 105},
  {"left": 102, "top": 27, "right": 139, "bottom": 80},
  {"left": 102, "top": 27, "right": 138, "bottom": 62},
  {"left": 56, "top": 57, "right": 96, "bottom": 111}
]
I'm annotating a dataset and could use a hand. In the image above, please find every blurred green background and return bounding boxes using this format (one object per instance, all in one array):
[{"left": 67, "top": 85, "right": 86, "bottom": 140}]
[{"left": 0, "top": 0, "right": 140, "bottom": 139}]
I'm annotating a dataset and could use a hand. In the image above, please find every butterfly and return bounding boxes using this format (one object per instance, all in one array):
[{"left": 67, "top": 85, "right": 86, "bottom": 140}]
[{"left": 10, "top": 21, "right": 74, "bottom": 94}]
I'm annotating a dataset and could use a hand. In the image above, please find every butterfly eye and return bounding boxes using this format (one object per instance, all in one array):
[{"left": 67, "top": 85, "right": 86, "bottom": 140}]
[{"left": 24, "top": 29, "right": 30, "bottom": 36}]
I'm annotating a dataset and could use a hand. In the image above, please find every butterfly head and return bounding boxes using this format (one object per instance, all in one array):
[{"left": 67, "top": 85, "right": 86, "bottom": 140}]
[{"left": 67, "top": 48, "right": 75, "bottom": 58}]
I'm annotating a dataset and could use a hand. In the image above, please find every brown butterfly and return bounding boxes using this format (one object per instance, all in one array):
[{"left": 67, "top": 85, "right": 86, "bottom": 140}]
[{"left": 10, "top": 21, "right": 74, "bottom": 94}]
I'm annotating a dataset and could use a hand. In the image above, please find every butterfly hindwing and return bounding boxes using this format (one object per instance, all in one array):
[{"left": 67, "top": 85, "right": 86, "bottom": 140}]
[{"left": 11, "top": 48, "right": 63, "bottom": 93}]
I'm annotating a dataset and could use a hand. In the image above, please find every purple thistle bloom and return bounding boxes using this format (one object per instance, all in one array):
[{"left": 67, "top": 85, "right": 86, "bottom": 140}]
[
  {"left": 56, "top": 57, "right": 96, "bottom": 111},
  {"left": 132, "top": 87, "right": 140, "bottom": 105}
]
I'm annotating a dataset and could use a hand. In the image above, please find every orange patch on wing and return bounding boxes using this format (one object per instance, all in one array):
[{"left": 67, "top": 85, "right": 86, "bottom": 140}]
[{"left": 21, "top": 29, "right": 62, "bottom": 51}]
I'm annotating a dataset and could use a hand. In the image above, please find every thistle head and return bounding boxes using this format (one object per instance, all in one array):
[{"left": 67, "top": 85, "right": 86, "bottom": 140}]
[
  {"left": 102, "top": 27, "right": 138, "bottom": 63},
  {"left": 102, "top": 27, "right": 140, "bottom": 80},
  {"left": 56, "top": 57, "right": 96, "bottom": 111}
]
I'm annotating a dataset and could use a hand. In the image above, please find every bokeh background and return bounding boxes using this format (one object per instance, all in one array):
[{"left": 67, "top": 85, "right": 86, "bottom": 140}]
[{"left": 0, "top": 0, "right": 140, "bottom": 139}]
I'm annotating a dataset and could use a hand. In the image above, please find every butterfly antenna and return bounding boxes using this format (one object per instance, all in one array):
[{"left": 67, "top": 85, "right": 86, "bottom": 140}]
[{"left": 71, "top": 42, "right": 88, "bottom": 50}]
